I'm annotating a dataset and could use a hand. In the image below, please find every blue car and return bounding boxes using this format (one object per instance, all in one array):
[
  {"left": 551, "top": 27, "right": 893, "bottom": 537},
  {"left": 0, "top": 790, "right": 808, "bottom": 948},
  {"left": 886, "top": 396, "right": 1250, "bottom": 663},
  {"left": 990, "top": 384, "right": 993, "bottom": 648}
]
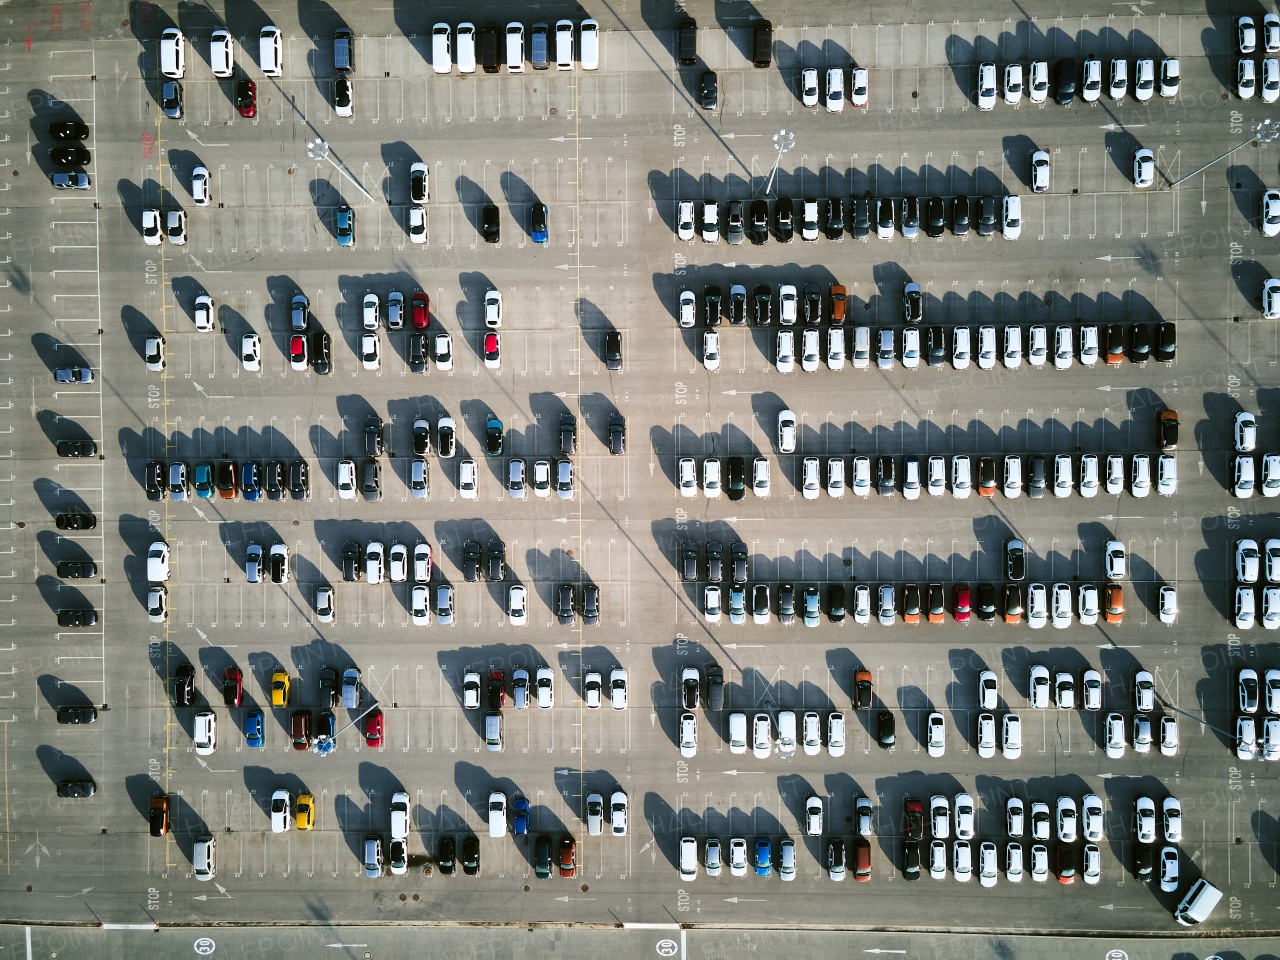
[
  {"left": 512, "top": 797, "right": 530, "bottom": 836},
  {"left": 241, "top": 461, "right": 261, "bottom": 501},
  {"left": 335, "top": 205, "right": 355, "bottom": 247},
  {"left": 530, "top": 202, "right": 548, "bottom": 244},
  {"left": 244, "top": 708, "right": 264, "bottom": 747},
  {"left": 754, "top": 837, "right": 772, "bottom": 877},
  {"left": 193, "top": 461, "right": 214, "bottom": 498}
]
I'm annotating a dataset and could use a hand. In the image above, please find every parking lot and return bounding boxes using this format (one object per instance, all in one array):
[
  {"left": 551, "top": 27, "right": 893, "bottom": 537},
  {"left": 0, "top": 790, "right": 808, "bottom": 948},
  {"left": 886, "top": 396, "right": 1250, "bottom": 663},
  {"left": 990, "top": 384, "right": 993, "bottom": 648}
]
[{"left": 3, "top": 0, "right": 1280, "bottom": 948}]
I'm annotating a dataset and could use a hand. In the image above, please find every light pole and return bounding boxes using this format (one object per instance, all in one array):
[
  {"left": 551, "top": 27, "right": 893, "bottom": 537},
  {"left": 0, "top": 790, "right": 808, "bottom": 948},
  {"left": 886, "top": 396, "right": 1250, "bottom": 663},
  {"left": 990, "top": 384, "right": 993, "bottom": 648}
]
[
  {"left": 306, "top": 137, "right": 375, "bottom": 203},
  {"left": 762, "top": 128, "right": 795, "bottom": 197},
  {"left": 1170, "top": 118, "right": 1280, "bottom": 187}
]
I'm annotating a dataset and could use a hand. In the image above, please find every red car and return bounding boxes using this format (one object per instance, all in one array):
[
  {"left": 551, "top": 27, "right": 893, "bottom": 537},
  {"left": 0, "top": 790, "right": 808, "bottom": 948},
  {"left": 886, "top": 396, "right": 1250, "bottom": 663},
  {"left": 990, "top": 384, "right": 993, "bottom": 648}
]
[
  {"left": 558, "top": 836, "right": 577, "bottom": 878},
  {"left": 483, "top": 332, "right": 501, "bottom": 367},
  {"left": 289, "top": 335, "right": 307, "bottom": 369},
  {"left": 487, "top": 670, "right": 506, "bottom": 709},
  {"left": 364, "top": 708, "right": 384, "bottom": 747},
  {"left": 290, "top": 709, "right": 312, "bottom": 751},
  {"left": 411, "top": 292, "right": 429, "bottom": 329},
  {"left": 952, "top": 583, "right": 971, "bottom": 622},
  {"left": 222, "top": 667, "right": 243, "bottom": 707},
  {"left": 235, "top": 78, "right": 256, "bottom": 118}
]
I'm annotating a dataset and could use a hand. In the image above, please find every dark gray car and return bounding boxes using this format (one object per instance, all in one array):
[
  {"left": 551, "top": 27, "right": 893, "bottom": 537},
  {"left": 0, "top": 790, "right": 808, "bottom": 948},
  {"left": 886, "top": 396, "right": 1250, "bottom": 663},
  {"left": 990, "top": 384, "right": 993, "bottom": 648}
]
[{"left": 559, "top": 414, "right": 577, "bottom": 455}]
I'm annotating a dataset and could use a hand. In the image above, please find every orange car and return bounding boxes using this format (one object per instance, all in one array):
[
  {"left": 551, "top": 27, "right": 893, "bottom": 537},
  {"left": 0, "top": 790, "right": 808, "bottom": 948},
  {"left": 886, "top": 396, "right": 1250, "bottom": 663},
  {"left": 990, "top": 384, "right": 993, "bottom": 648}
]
[
  {"left": 853, "top": 669, "right": 872, "bottom": 709},
  {"left": 829, "top": 284, "right": 847, "bottom": 323},
  {"left": 926, "top": 583, "right": 946, "bottom": 624},
  {"left": 1104, "top": 584, "right": 1124, "bottom": 624},
  {"left": 149, "top": 795, "right": 170, "bottom": 837},
  {"left": 1003, "top": 585, "right": 1024, "bottom": 625},
  {"left": 902, "top": 584, "right": 922, "bottom": 624},
  {"left": 978, "top": 457, "right": 997, "bottom": 497}
]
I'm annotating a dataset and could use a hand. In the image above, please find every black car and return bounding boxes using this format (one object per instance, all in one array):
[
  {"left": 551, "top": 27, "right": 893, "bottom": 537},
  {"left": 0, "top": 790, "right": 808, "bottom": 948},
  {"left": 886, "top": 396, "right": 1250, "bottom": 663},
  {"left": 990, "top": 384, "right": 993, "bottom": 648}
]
[
  {"left": 55, "top": 512, "right": 96, "bottom": 530},
  {"left": 952, "top": 196, "right": 972, "bottom": 236},
  {"left": 851, "top": 196, "right": 871, "bottom": 239},
  {"left": 1027, "top": 455, "right": 1047, "bottom": 499},
  {"left": 1054, "top": 58, "right": 1079, "bottom": 105},
  {"left": 705, "top": 540, "right": 723, "bottom": 584},
  {"left": 876, "top": 456, "right": 896, "bottom": 496},
  {"left": 753, "top": 284, "right": 772, "bottom": 325},
  {"left": 927, "top": 326, "right": 947, "bottom": 366},
  {"left": 49, "top": 120, "right": 89, "bottom": 140},
  {"left": 319, "top": 666, "right": 339, "bottom": 708},
  {"left": 902, "top": 839, "right": 921, "bottom": 881},
  {"left": 487, "top": 672, "right": 504, "bottom": 710},
  {"left": 56, "top": 560, "right": 96, "bottom": 579},
  {"left": 161, "top": 80, "right": 183, "bottom": 119},
  {"left": 56, "top": 705, "right": 97, "bottom": 724},
  {"left": 828, "top": 837, "right": 847, "bottom": 878},
  {"left": 408, "top": 333, "right": 427, "bottom": 373},
  {"left": 603, "top": 329, "right": 624, "bottom": 371},
  {"left": 903, "top": 799, "right": 924, "bottom": 840},
  {"left": 699, "top": 70, "right": 718, "bottom": 110},
  {"left": 1133, "top": 842, "right": 1153, "bottom": 882},
  {"left": 1006, "top": 539, "right": 1027, "bottom": 581},
  {"left": 729, "top": 541, "right": 748, "bottom": 583},
  {"left": 977, "top": 196, "right": 998, "bottom": 236},
  {"left": 437, "top": 836, "right": 456, "bottom": 875},
  {"left": 411, "top": 420, "right": 431, "bottom": 456},
  {"left": 557, "top": 583, "right": 576, "bottom": 625},
  {"left": 51, "top": 145, "right": 90, "bottom": 167},
  {"left": 559, "top": 414, "right": 577, "bottom": 455},
  {"left": 975, "top": 582, "right": 997, "bottom": 622},
  {"left": 341, "top": 540, "right": 362, "bottom": 582},
  {"left": 1106, "top": 323, "right": 1126, "bottom": 362},
  {"left": 57, "top": 780, "right": 96, "bottom": 799},
  {"left": 462, "top": 541, "right": 481, "bottom": 583},
  {"left": 680, "top": 540, "right": 699, "bottom": 581},
  {"left": 263, "top": 460, "right": 285, "bottom": 501},
  {"left": 582, "top": 584, "right": 600, "bottom": 626},
  {"left": 288, "top": 459, "right": 310, "bottom": 500},
  {"left": 827, "top": 583, "right": 846, "bottom": 622},
  {"left": 682, "top": 668, "right": 700, "bottom": 709},
  {"left": 486, "top": 539, "right": 506, "bottom": 581},
  {"left": 777, "top": 582, "right": 796, "bottom": 625},
  {"left": 925, "top": 197, "right": 946, "bottom": 238},
  {"left": 725, "top": 456, "right": 745, "bottom": 500},
  {"left": 703, "top": 284, "right": 722, "bottom": 326},
  {"left": 310, "top": 329, "right": 331, "bottom": 375},
  {"left": 144, "top": 460, "right": 165, "bottom": 501},
  {"left": 1129, "top": 322, "right": 1151, "bottom": 362},
  {"left": 854, "top": 670, "right": 873, "bottom": 709},
  {"left": 803, "top": 284, "right": 822, "bottom": 325},
  {"left": 607, "top": 414, "right": 626, "bottom": 456},
  {"left": 902, "top": 583, "right": 922, "bottom": 621},
  {"left": 56, "top": 439, "right": 96, "bottom": 458},
  {"left": 1003, "top": 584, "right": 1024, "bottom": 622},
  {"left": 727, "top": 285, "right": 747, "bottom": 326},
  {"left": 174, "top": 664, "right": 195, "bottom": 707},
  {"left": 481, "top": 203, "right": 500, "bottom": 243},
  {"left": 1155, "top": 321, "right": 1176, "bottom": 362},
  {"left": 235, "top": 78, "right": 256, "bottom": 117},
  {"left": 461, "top": 834, "right": 480, "bottom": 875},
  {"left": 364, "top": 416, "right": 384, "bottom": 457},
  {"left": 927, "top": 583, "right": 946, "bottom": 622},
  {"left": 876, "top": 710, "right": 896, "bottom": 748},
  {"left": 823, "top": 198, "right": 845, "bottom": 239},
  {"left": 749, "top": 199, "right": 769, "bottom": 244},
  {"left": 876, "top": 197, "right": 894, "bottom": 236},
  {"left": 775, "top": 197, "right": 794, "bottom": 242}
]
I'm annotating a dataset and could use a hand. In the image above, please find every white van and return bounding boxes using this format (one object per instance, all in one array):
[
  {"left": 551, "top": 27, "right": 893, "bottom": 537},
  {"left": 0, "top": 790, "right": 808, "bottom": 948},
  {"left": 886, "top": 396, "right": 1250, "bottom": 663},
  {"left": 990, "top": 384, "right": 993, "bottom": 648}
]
[
  {"left": 192, "top": 835, "right": 216, "bottom": 881},
  {"left": 456, "top": 23, "right": 477, "bottom": 74},
  {"left": 554, "top": 19, "right": 575, "bottom": 71},
  {"left": 487, "top": 790, "right": 507, "bottom": 837},
  {"left": 679, "top": 836, "right": 698, "bottom": 879},
  {"left": 209, "top": 29, "right": 233, "bottom": 78},
  {"left": 728, "top": 712, "right": 747, "bottom": 754},
  {"left": 432, "top": 23, "right": 453, "bottom": 74},
  {"left": 505, "top": 23, "right": 525, "bottom": 72},
  {"left": 484, "top": 711, "right": 503, "bottom": 752},
  {"left": 193, "top": 711, "right": 217, "bottom": 755},
  {"left": 259, "top": 26, "right": 283, "bottom": 77},
  {"left": 776, "top": 711, "right": 797, "bottom": 756},
  {"left": 1174, "top": 878, "right": 1223, "bottom": 925},
  {"left": 579, "top": 19, "right": 599, "bottom": 71},
  {"left": 160, "top": 27, "right": 186, "bottom": 79}
]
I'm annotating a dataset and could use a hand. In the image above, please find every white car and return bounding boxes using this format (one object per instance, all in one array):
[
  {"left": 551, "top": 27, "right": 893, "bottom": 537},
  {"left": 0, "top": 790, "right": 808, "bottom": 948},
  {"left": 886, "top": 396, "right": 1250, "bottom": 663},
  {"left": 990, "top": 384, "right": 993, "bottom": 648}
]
[
  {"left": 800, "top": 327, "right": 821, "bottom": 372},
  {"left": 1030, "top": 802, "right": 1050, "bottom": 841},
  {"left": 1237, "top": 410, "right": 1259, "bottom": 451},
  {"left": 1056, "top": 797, "right": 1078, "bottom": 843},
  {"left": 1078, "top": 586, "right": 1099, "bottom": 627},
  {"left": 1082, "top": 58, "right": 1103, "bottom": 101},
  {"left": 1105, "top": 453, "right": 1125, "bottom": 494},
  {"left": 1052, "top": 454, "right": 1073, "bottom": 498},
  {"left": 1028, "top": 60, "right": 1049, "bottom": 103},
  {"left": 1029, "top": 665, "right": 1050, "bottom": 709},
  {"left": 1051, "top": 583, "right": 1072, "bottom": 629},
  {"left": 805, "top": 795, "right": 824, "bottom": 835},
  {"left": 1007, "top": 799, "right": 1025, "bottom": 838},
  {"left": 241, "top": 333, "right": 261, "bottom": 371},
  {"left": 702, "top": 331, "right": 720, "bottom": 371},
  {"left": 852, "top": 583, "right": 870, "bottom": 624},
  {"left": 1029, "top": 150, "right": 1050, "bottom": 193},
  {"left": 979, "top": 842, "right": 998, "bottom": 888},
  {"left": 1053, "top": 325, "right": 1073, "bottom": 369},
  {"left": 800, "top": 68, "right": 819, "bottom": 108},
  {"left": 484, "top": 289, "right": 503, "bottom": 328},
  {"left": 951, "top": 456, "right": 971, "bottom": 499},
  {"left": 141, "top": 208, "right": 162, "bottom": 245},
  {"left": 457, "top": 458, "right": 478, "bottom": 499},
  {"left": 926, "top": 456, "right": 946, "bottom": 496},
  {"left": 930, "top": 796, "right": 950, "bottom": 839},
  {"left": 978, "top": 670, "right": 997, "bottom": 711},
  {"left": 462, "top": 672, "right": 481, "bottom": 709},
  {"left": 1159, "top": 847, "right": 1179, "bottom": 892},
  {"left": 610, "top": 791, "right": 629, "bottom": 836},
  {"left": 1029, "top": 845, "right": 1049, "bottom": 883},
  {"left": 700, "top": 200, "right": 719, "bottom": 242},
  {"left": 1134, "top": 796, "right": 1156, "bottom": 844},
  {"left": 1157, "top": 584, "right": 1177, "bottom": 624},
  {"left": 407, "top": 205, "right": 426, "bottom": 243},
  {"left": 752, "top": 457, "right": 771, "bottom": 497},
  {"left": 977, "top": 325, "right": 996, "bottom": 369},
  {"left": 779, "top": 285, "right": 798, "bottom": 324},
  {"left": 1267, "top": 13, "right": 1280, "bottom": 52},
  {"left": 676, "top": 200, "right": 695, "bottom": 241},
  {"left": 977, "top": 62, "right": 997, "bottom": 110},
  {"left": 336, "top": 459, "right": 356, "bottom": 500},
  {"left": 776, "top": 409, "right": 796, "bottom": 453},
  {"left": 901, "top": 326, "right": 920, "bottom": 369},
  {"left": 1006, "top": 843, "right": 1024, "bottom": 883},
  {"left": 1241, "top": 15, "right": 1259, "bottom": 53},
  {"left": 852, "top": 456, "right": 871, "bottom": 497},
  {"left": 1002, "top": 195, "right": 1021, "bottom": 239},
  {"left": 703, "top": 457, "right": 721, "bottom": 498},
  {"left": 167, "top": 212, "right": 187, "bottom": 246},
  {"left": 1133, "top": 148, "right": 1155, "bottom": 188},
  {"left": 703, "top": 585, "right": 722, "bottom": 623},
  {"left": 679, "top": 713, "right": 698, "bottom": 757},
  {"left": 826, "top": 458, "right": 845, "bottom": 497},
  {"left": 751, "top": 713, "right": 771, "bottom": 759},
  {"left": 270, "top": 789, "right": 291, "bottom": 833},
  {"left": 953, "top": 793, "right": 975, "bottom": 840},
  {"left": 850, "top": 67, "right": 869, "bottom": 107},
  {"left": 434, "top": 332, "right": 453, "bottom": 371},
  {"left": 1027, "top": 324, "right": 1047, "bottom": 367},
  {"left": 610, "top": 669, "right": 628, "bottom": 710},
  {"left": 1134, "top": 58, "right": 1156, "bottom": 102},
  {"left": 728, "top": 838, "right": 748, "bottom": 877},
  {"left": 535, "top": 666, "right": 554, "bottom": 708},
  {"left": 507, "top": 584, "right": 527, "bottom": 625},
  {"left": 826, "top": 327, "right": 845, "bottom": 370},
  {"left": 1108, "top": 58, "right": 1128, "bottom": 100},
  {"left": 1105, "top": 540, "right": 1126, "bottom": 580},
  {"left": 1236, "top": 455, "right": 1257, "bottom": 499},
  {"left": 827, "top": 712, "right": 846, "bottom": 758},
  {"left": 953, "top": 840, "right": 972, "bottom": 882},
  {"left": 1262, "top": 58, "right": 1279, "bottom": 103},
  {"left": 801, "top": 457, "right": 820, "bottom": 500},
  {"left": 1160, "top": 57, "right": 1181, "bottom": 97},
  {"left": 825, "top": 67, "right": 844, "bottom": 112},
  {"left": 360, "top": 333, "right": 381, "bottom": 370},
  {"left": 1134, "top": 671, "right": 1156, "bottom": 712},
  {"left": 1161, "top": 716, "right": 1180, "bottom": 756},
  {"left": 1240, "top": 58, "right": 1258, "bottom": 99},
  {"left": 191, "top": 166, "right": 210, "bottom": 206},
  {"left": 929, "top": 840, "right": 947, "bottom": 880},
  {"left": 775, "top": 329, "right": 795, "bottom": 374},
  {"left": 678, "top": 457, "right": 696, "bottom": 497},
  {"left": 976, "top": 713, "right": 996, "bottom": 758},
  {"left": 193, "top": 294, "right": 215, "bottom": 332},
  {"left": 1262, "top": 455, "right": 1280, "bottom": 495},
  {"left": 1026, "top": 583, "right": 1048, "bottom": 629},
  {"left": 1003, "top": 63, "right": 1023, "bottom": 104},
  {"left": 1163, "top": 796, "right": 1182, "bottom": 843},
  {"left": 926, "top": 711, "right": 945, "bottom": 757},
  {"left": 1078, "top": 325, "right": 1099, "bottom": 365}
]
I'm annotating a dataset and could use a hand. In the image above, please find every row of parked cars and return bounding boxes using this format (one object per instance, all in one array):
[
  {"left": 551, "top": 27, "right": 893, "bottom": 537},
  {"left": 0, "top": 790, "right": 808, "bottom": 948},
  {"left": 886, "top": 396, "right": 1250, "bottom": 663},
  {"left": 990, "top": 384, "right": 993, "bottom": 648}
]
[
  {"left": 679, "top": 450, "right": 1175, "bottom": 501},
  {"left": 1234, "top": 667, "right": 1280, "bottom": 759},
  {"left": 975, "top": 56, "right": 1179, "bottom": 109},
  {"left": 677, "top": 195, "right": 1025, "bottom": 243}
]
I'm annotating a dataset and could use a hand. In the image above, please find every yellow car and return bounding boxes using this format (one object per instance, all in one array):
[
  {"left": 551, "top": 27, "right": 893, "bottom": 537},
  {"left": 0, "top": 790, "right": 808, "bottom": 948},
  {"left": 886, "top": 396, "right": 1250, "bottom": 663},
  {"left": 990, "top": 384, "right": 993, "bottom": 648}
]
[
  {"left": 295, "top": 793, "right": 315, "bottom": 831},
  {"left": 270, "top": 670, "right": 290, "bottom": 708}
]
